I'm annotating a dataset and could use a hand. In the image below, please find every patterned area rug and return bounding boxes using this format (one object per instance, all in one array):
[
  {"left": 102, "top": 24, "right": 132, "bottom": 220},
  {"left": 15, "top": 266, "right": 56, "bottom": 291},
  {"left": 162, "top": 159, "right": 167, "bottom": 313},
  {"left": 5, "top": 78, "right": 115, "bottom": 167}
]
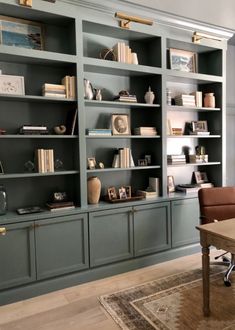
[{"left": 99, "top": 268, "right": 235, "bottom": 330}]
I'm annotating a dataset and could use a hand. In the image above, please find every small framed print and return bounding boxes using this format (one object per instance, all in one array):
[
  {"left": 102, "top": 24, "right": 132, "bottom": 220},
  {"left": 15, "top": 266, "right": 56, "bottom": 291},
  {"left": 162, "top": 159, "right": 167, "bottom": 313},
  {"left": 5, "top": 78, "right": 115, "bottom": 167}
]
[
  {"left": 167, "top": 175, "right": 175, "bottom": 193},
  {"left": 125, "top": 186, "right": 131, "bottom": 198},
  {"left": 0, "top": 75, "right": 25, "bottom": 95},
  {"left": 87, "top": 157, "right": 96, "bottom": 170},
  {"left": 111, "top": 114, "right": 130, "bottom": 135},
  {"left": 169, "top": 48, "right": 196, "bottom": 73},
  {"left": 107, "top": 186, "right": 117, "bottom": 200},
  {"left": 193, "top": 171, "right": 208, "bottom": 184},
  {"left": 119, "top": 186, "right": 127, "bottom": 199},
  {"left": 138, "top": 159, "right": 148, "bottom": 166},
  {"left": 191, "top": 120, "right": 208, "bottom": 132}
]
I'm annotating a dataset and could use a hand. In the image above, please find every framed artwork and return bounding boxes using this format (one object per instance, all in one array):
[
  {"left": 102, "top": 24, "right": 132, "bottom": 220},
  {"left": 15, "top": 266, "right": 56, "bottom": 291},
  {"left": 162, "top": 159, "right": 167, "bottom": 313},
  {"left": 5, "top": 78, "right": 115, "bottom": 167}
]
[
  {"left": 119, "top": 186, "right": 127, "bottom": 199},
  {"left": 111, "top": 114, "right": 130, "bottom": 135},
  {"left": 107, "top": 186, "right": 117, "bottom": 200},
  {"left": 138, "top": 159, "right": 148, "bottom": 166},
  {"left": 87, "top": 157, "right": 96, "bottom": 170},
  {"left": 191, "top": 120, "right": 208, "bottom": 132},
  {"left": 169, "top": 48, "right": 196, "bottom": 73},
  {"left": 125, "top": 186, "right": 131, "bottom": 198},
  {"left": 0, "top": 15, "right": 44, "bottom": 50},
  {"left": 167, "top": 175, "right": 175, "bottom": 193},
  {"left": 193, "top": 171, "right": 208, "bottom": 184},
  {"left": 0, "top": 75, "right": 25, "bottom": 95}
]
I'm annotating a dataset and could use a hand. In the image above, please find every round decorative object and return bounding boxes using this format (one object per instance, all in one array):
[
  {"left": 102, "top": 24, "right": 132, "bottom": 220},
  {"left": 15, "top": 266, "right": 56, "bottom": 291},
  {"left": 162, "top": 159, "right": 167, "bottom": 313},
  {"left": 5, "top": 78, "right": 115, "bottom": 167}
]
[
  {"left": 204, "top": 93, "right": 215, "bottom": 108},
  {"left": 144, "top": 86, "right": 155, "bottom": 104},
  {"left": 87, "top": 176, "right": 101, "bottom": 204},
  {"left": 54, "top": 125, "right": 66, "bottom": 135},
  {"left": 99, "top": 48, "right": 117, "bottom": 61}
]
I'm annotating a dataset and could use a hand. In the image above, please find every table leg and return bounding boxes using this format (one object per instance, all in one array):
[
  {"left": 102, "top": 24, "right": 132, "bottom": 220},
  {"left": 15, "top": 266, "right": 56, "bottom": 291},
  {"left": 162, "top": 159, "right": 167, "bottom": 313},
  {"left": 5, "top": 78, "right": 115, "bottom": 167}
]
[{"left": 202, "top": 245, "right": 210, "bottom": 316}]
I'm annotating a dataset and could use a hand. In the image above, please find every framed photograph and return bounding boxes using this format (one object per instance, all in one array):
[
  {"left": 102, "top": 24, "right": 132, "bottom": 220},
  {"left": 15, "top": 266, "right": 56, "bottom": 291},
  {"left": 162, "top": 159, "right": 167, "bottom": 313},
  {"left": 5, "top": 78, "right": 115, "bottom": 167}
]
[
  {"left": 167, "top": 175, "right": 175, "bottom": 193},
  {"left": 119, "top": 186, "right": 127, "bottom": 199},
  {"left": 191, "top": 120, "right": 208, "bottom": 132},
  {"left": 111, "top": 114, "right": 130, "bottom": 135},
  {"left": 0, "top": 74, "right": 25, "bottom": 95},
  {"left": 125, "top": 186, "right": 131, "bottom": 198},
  {"left": 0, "top": 15, "right": 44, "bottom": 50},
  {"left": 138, "top": 159, "right": 148, "bottom": 166},
  {"left": 169, "top": 48, "right": 196, "bottom": 73},
  {"left": 193, "top": 171, "right": 208, "bottom": 184},
  {"left": 107, "top": 186, "right": 117, "bottom": 200},
  {"left": 87, "top": 157, "right": 96, "bottom": 170}
]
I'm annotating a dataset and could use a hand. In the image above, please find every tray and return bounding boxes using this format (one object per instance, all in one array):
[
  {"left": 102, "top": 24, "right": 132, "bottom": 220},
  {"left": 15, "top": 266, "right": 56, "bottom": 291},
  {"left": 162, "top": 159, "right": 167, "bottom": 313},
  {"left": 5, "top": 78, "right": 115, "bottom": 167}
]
[{"left": 105, "top": 195, "right": 144, "bottom": 203}]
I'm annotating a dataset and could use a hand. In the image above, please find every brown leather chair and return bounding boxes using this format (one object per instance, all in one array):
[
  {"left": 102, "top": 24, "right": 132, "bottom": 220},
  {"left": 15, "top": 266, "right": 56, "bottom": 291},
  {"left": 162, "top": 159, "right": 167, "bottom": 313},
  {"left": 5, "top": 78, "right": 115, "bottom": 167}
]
[{"left": 198, "top": 187, "right": 235, "bottom": 286}]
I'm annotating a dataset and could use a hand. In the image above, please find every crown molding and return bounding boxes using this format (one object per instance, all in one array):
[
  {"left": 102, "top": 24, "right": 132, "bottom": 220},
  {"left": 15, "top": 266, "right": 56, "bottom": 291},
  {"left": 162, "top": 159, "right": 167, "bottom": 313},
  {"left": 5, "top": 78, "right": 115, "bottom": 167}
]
[{"left": 59, "top": 0, "right": 234, "bottom": 40}]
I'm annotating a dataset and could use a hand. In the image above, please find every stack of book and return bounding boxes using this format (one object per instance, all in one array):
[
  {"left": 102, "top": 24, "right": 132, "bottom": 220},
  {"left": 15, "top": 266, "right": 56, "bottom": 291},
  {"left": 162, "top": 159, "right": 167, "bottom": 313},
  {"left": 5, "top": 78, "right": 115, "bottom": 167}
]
[
  {"left": 112, "top": 148, "right": 135, "bottom": 168},
  {"left": 134, "top": 127, "right": 157, "bottom": 136},
  {"left": 113, "top": 42, "right": 135, "bottom": 64},
  {"left": 87, "top": 128, "right": 112, "bottom": 136},
  {"left": 61, "top": 76, "right": 76, "bottom": 99},
  {"left": 167, "top": 154, "right": 186, "bottom": 165},
  {"left": 137, "top": 189, "right": 158, "bottom": 199},
  {"left": 19, "top": 125, "right": 48, "bottom": 135},
  {"left": 190, "top": 91, "right": 202, "bottom": 107},
  {"left": 42, "top": 83, "right": 66, "bottom": 98},
  {"left": 114, "top": 94, "right": 137, "bottom": 102},
  {"left": 46, "top": 201, "right": 75, "bottom": 212},
  {"left": 176, "top": 184, "right": 200, "bottom": 194},
  {"left": 35, "top": 149, "right": 54, "bottom": 173},
  {"left": 174, "top": 94, "right": 196, "bottom": 106}
]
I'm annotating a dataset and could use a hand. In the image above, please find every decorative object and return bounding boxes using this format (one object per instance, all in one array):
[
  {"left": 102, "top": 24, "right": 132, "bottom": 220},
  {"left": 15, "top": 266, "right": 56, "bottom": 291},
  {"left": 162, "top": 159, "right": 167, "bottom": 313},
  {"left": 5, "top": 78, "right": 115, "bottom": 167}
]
[
  {"left": 192, "top": 31, "right": 223, "bottom": 44},
  {"left": 195, "top": 145, "right": 206, "bottom": 155},
  {"left": 137, "top": 159, "right": 147, "bottom": 166},
  {"left": 107, "top": 187, "right": 117, "bottom": 200},
  {"left": 144, "top": 86, "right": 155, "bottom": 104},
  {"left": 19, "top": 0, "right": 32, "bottom": 7},
  {"left": 0, "top": 74, "right": 25, "bottom": 95},
  {"left": 119, "top": 186, "right": 127, "bottom": 199},
  {"left": 54, "top": 159, "right": 64, "bottom": 171},
  {"left": 169, "top": 48, "right": 196, "bottom": 72},
  {"left": 87, "top": 157, "right": 96, "bottom": 169},
  {"left": 0, "top": 16, "right": 44, "bottom": 50},
  {"left": 99, "top": 268, "right": 233, "bottom": 330},
  {"left": 131, "top": 52, "right": 138, "bottom": 65},
  {"left": 0, "top": 128, "right": 6, "bottom": 135},
  {"left": 84, "top": 79, "right": 94, "bottom": 100},
  {"left": 167, "top": 175, "right": 175, "bottom": 193},
  {"left": 24, "top": 160, "right": 35, "bottom": 172},
  {"left": 94, "top": 88, "right": 102, "bottom": 101},
  {"left": 189, "top": 154, "right": 208, "bottom": 163},
  {"left": 115, "top": 12, "right": 153, "bottom": 29},
  {"left": 98, "top": 162, "right": 104, "bottom": 169},
  {"left": 193, "top": 171, "right": 208, "bottom": 184},
  {"left": 144, "top": 155, "right": 151, "bottom": 165},
  {"left": 204, "top": 92, "right": 215, "bottom": 108},
  {"left": 111, "top": 114, "right": 130, "bottom": 135},
  {"left": 54, "top": 125, "right": 66, "bottom": 135},
  {"left": 87, "top": 176, "right": 101, "bottom": 204},
  {"left": 191, "top": 120, "right": 208, "bottom": 133},
  {"left": 0, "top": 185, "right": 7, "bottom": 215},
  {"left": 99, "top": 48, "right": 116, "bottom": 61}
]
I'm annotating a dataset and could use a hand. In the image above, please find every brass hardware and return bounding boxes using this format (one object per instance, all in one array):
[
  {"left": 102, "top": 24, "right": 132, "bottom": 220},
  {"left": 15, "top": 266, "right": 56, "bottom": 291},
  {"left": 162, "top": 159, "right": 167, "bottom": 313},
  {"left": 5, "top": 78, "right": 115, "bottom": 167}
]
[
  {"left": 192, "top": 32, "right": 223, "bottom": 44},
  {"left": 19, "top": 0, "right": 32, "bottom": 7},
  {"left": 0, "top": 227, "right": 6, "bottom": 236},
  {"left": 115, "top": 12, "right": 153, "bottom": 29}
]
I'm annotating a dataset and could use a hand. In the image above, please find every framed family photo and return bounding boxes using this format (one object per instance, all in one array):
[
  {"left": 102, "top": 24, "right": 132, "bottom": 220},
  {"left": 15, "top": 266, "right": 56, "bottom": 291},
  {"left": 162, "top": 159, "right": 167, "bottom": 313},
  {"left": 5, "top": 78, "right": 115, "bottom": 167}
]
[
  {"left": 0, "top": 15, "right": 44, "bottom": 50},
  {"left": 111, "top": 114, "right": 130, "bottom": 135},
  {"left": 169, "top": 48, "right": 196, "bottom": 73},
  {"left": 191, "top": 120, "right": 208, "bottom": 132}
]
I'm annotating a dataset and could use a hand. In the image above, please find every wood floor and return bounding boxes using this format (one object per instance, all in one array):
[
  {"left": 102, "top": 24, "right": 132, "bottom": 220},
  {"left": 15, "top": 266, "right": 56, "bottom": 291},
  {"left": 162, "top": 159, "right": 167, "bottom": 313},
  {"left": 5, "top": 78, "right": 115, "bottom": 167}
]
[{"left": 0, "top": 250, "right": 218, "bottom": 330}]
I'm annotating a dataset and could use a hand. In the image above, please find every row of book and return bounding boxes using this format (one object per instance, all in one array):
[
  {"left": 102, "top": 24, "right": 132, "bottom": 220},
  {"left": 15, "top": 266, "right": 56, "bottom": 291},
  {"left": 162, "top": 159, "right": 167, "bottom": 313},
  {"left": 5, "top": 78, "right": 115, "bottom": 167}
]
[
  {"left": 134, "top": 127, "right": 157, "bottom": 136},
  {"left": 112, "top": 148, "right": 135, "bottom": 168},
  {"left": 113, "top": 42, "right": 137, "bottom": 64},
  {"left": 167, "top": 154, "right": 186, "bottom": 165},
  {"left": 42, "top": 76, "right": 76, "bottom": 99},
  {"left": 46, "top": 200, "right": 75, "bottom": 212},
  {"left": 61, "top": 76, "right": 76, "bottom": 99},
  {"left": 35, "top": 149, "right": 54, "bottom": 173}
]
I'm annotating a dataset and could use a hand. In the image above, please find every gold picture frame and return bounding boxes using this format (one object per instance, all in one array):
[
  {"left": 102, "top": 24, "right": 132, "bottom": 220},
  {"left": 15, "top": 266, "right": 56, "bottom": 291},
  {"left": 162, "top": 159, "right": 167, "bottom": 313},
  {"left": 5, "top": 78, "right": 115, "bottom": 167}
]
[{"left": 0, "top": 15, "right": 44, "bottom": 50}]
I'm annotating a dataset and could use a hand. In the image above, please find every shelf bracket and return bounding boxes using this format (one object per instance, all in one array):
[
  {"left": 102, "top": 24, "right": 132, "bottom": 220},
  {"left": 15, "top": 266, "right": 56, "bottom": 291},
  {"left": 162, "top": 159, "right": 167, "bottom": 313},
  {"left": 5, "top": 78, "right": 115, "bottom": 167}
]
[{"left": 19, "top": 0, "right": 32, "bottom": 7}]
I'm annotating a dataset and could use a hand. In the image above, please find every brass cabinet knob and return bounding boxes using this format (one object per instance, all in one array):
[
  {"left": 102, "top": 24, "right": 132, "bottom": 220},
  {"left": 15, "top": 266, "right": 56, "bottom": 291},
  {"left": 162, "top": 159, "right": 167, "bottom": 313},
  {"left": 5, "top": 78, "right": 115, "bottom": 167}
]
[{"left": 0, "top": 227, "right": 6, "bottom": 236}]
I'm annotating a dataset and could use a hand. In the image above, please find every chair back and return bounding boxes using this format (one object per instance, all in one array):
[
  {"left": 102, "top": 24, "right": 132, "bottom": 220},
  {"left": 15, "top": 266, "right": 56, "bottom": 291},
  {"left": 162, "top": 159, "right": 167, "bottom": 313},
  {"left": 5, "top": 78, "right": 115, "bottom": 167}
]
[{"left": 198, "top": 187, "right": 235, "bottom": 224}]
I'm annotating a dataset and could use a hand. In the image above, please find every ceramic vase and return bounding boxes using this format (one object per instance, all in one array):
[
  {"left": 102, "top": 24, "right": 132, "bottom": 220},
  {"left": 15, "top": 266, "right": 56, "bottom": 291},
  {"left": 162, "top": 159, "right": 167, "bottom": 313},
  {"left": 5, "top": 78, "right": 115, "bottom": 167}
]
[
  {"left": 144, "top": 86, "right": 155, "bottom": 104},
  {"left": 84, "top": 79, "right": 94, "bottom": 100},
  {"left": 87, "top": 176, "right": 101, "bottom": 204},
  {"left": 204, "top": 93, "right": 215, "bottom": 108}
]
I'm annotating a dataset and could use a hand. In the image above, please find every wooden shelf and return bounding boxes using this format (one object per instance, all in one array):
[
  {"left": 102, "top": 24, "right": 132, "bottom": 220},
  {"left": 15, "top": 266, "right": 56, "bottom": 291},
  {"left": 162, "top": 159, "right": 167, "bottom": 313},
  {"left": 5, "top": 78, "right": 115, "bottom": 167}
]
[
  {"left": 85, "top": 100, "right": 161, "bottom": 108},
  {"left": 0, "top": 171, "right": 79, "bottom": 179}
]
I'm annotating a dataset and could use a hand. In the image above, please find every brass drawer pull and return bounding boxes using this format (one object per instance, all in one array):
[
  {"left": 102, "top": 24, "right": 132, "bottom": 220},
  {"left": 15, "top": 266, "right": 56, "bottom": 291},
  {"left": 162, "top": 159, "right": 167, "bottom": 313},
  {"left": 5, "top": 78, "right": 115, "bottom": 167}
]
[{"left": 0, "top": 227, "right": 6, "bottom": 236}]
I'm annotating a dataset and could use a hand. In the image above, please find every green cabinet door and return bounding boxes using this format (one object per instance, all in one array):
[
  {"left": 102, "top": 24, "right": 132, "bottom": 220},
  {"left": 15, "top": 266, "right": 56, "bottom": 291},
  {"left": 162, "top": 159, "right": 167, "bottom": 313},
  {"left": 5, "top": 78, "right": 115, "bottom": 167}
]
[
  {"left": 171, "top": 198, "right": 200, "bottom": 248},
  {"left": 89, "top": 207, "right": 133, "bottom": 267},
  {"left": 134, "top": 202, "right": 171, "bottom": 257},
  {"left": 35, "top": 214, "right": 89, "bottom": 280},
  {"left": 0, "top": 222, "right": 36, "bottom": 290}
]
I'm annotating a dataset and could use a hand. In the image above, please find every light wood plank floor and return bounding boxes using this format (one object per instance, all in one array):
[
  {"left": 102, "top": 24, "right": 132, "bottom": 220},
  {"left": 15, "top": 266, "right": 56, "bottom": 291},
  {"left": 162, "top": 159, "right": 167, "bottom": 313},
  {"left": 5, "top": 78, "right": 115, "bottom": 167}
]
[{"left": 0, "top": 250, "right": 219, "bottom": 330}]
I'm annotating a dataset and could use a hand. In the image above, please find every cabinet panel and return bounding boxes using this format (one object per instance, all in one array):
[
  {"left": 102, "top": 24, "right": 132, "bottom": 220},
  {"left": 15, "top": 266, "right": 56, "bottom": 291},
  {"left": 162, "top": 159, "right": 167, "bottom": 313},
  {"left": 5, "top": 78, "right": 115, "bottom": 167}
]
[
  {"left": 134, "top": 202, "right": 171, "bottom": 256},
  {"left": 89, "top": 207, "right": 133, "bottom": 267},
  {"left": 171, "top": 198, "right": 200, "bottom": 247},
  {"left": 35, "top": 214, "right": 88, "bottom": 280},
  {"left": 0, "top": 222, "right": 36, "bottom": 290}
]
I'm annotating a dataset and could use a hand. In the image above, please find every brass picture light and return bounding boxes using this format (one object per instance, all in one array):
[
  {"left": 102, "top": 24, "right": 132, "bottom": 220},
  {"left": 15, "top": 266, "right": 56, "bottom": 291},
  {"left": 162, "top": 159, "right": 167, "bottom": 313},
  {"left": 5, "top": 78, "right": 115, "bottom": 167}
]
[
  {"left": 115, "top": 12, "right": 153, "bottom": 29},
  {"left": 192, "top": 31, "right": 223, "bottom": 44},
  {"left": 19, "top": 0, "right": 32, "bottom": 6}
]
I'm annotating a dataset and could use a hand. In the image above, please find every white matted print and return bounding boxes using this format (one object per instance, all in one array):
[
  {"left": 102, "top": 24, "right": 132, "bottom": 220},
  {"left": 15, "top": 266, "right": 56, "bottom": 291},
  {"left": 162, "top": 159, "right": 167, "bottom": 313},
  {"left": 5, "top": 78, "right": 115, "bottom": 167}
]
[{"left": 0, "top": 75, "right": 25, "bottom": 95}]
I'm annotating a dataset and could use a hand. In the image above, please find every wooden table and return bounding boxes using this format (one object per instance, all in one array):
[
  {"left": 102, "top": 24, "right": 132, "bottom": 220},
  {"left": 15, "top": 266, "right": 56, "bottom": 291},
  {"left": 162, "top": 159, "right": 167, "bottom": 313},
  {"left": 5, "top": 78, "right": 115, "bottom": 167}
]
[{"left": 196, "top": 218, "right": 235, "bottom": 316}]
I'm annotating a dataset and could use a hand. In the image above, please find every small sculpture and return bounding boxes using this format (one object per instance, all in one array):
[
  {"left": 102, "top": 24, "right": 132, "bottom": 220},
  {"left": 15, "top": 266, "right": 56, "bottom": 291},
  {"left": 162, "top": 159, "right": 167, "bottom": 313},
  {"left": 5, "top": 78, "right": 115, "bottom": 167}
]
[
  {"left": 94, "top": 88, "right": 102, "bottom": 101},
  {"left": 54, "top": 125, "right": 66, "bottom": 135},
  {"left": 144, "top": 86, "right": 155, "bottom": 104},
  {"left": 84, "top": 79, "right": 94, "bottom": 100}
]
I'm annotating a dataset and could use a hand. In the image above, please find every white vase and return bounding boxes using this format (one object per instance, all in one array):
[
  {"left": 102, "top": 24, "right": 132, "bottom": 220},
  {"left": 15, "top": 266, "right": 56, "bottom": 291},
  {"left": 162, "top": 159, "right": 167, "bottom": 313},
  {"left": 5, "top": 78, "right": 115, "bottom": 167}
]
[
  {"left": 144, "top": 86, "right": 155, "bottom": 104},
  {"left": 131, "top": 52, "right": 138, "bottom": 65},
  {"left": 84, "top": 79, "right": 94, "bottom": 100}
]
